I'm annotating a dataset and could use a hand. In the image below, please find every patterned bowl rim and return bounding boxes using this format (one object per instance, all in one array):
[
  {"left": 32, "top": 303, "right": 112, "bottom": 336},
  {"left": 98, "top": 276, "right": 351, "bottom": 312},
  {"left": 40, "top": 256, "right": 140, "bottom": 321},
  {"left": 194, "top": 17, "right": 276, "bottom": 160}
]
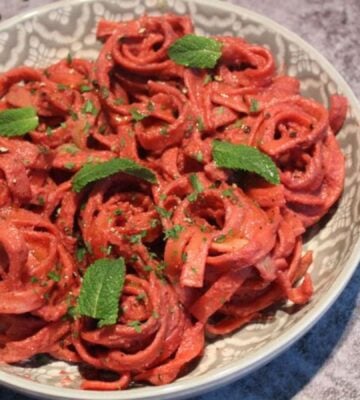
[{"left": 0, "top": 0, "right": 359, "bottom": 399}]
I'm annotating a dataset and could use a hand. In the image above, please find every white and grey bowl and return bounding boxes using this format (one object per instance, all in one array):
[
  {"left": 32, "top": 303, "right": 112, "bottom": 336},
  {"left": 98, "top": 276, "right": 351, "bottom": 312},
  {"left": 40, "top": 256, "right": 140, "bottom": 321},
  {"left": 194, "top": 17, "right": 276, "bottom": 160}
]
[{"left": 0, "top": 0, "right": 359, "bottom": 399}]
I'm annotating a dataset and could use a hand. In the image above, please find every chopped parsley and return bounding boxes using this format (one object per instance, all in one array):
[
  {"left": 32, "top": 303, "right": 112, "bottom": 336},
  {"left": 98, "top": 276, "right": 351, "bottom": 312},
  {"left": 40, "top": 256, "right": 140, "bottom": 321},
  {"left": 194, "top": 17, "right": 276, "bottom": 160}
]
[
  {"left": 100, "top": 245, "right": 113, "bottom": 256},
  {"left": 164, "top": 224, "right": 184, "bottom": 240},
  {"left": 128, "top": 320, "right": 142, "bottom": 333},
  {"left": 155, "top": 261, "right": 167, "bottom": 279},
  {"left": 47, "top": 270, "right": 61, "bottom": 282},
  {"left": 181, "top": 252, "right": 188, "bottom": 262},
  {"left": 69, "top": 110, "right": 78, "bottom": 121},
  {"left": 79, "top": 85, "right": 92, "bottom": 93},
  {"left": 98, "top": 124, "right": 106, "bottom": 134},
  {"left": 222, "top": 188, "right": 234, "bottom": 198},
  {"left": 216, "top": 106, "right": 225, "bottom": 115},
  {"left": 203, "top": 74, "right": 213, "bottom": 85},
  {"left": 114, "top": 97, "right": 125, "bottom": 105},
  {"left": 196, "top": 116, "right": 205, "bottom": 131},
  {"left": 128, "top": 230, "right": 147, "bottom": 244},
  {"left": 214, "top": 234, "right": 226, "bottom": 243},
  {"left": 155, "top": 206, "right": 172, "bottom": 219},
  {"left": 231, "top": 119, "right": 245, "bottom": 129},
  {"left": 249, "top": 98, "right": 260, "bottom": 113},
  {"left": 136, "top": 293, "right": 146, "bottom": 302},
  {"left": 76, "top": 247, "right": 86, "bottom": 262},
  {"left": 64, "top": 162, "right": 75, "bottom": 170},
  {"left": 100, "top": 86, "right": 110, "bottom": 99},
  {"left": 159, "top": 125, "right": 169, "bottom": 136},
  {"left": 63, "top": 144, "right": 79, "bottom": 155},
  {"left": 83, "top": 121, "right": 91, "bottom": 134},
  {"left": 66, "top": 52, "right": 73, "bottom": 65},
  {"left": 57, "top": 83, "right": 68, "bottom": 91},
  {"left": 150, "top": 218, "right": 160, "bottom": 228},
  {"left": 187, "top": 173, "right": 204, "bottom": 202},
  {"left": 130, "top": 107, "right": 148, "bottom": 122},
  {"left": 46, "top": 126, "right": 53, "bottom": 136},
  {"left": 37, "top": 196, "right": 45, "bottom": 206},
  {"left": 82, "top": 100, "right": 98, "bottom": 116},
  {"left": 195, "top": 151, "right": 203, "bottom": 162}
]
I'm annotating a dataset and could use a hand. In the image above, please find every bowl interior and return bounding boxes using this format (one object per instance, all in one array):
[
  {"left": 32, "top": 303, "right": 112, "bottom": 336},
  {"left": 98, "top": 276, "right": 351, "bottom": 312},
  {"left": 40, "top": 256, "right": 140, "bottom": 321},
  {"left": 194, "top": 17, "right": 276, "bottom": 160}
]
[{"left": 0, "top": 0, "right": 359, "bottom": 399}]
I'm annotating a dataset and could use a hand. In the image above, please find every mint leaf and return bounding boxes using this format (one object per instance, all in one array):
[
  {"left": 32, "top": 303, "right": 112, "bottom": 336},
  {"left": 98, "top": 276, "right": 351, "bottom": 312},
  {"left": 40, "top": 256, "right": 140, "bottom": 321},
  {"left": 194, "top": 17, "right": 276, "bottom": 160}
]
[
  {"left": 0, "top": 107, "right": 39, "bottom": 137},
  {"left": 77, "top": 258, "right": 126, "bottom": 327},
  {"left": 212, "top": 140, "right": 280, "bottom": 185},
  {"left": 72, "top": 158, "right": 157, "bottom": 192},
  {"left": 168, "top": 34, "right": 222, "bottom": 69}
]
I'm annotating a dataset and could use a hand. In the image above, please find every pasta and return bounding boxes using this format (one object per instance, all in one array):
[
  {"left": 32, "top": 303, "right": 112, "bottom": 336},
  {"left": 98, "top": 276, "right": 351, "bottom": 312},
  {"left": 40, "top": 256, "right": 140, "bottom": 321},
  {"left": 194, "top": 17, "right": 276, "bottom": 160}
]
[{"left": 0, "top": 14, "right": 346, "bottom": 390}]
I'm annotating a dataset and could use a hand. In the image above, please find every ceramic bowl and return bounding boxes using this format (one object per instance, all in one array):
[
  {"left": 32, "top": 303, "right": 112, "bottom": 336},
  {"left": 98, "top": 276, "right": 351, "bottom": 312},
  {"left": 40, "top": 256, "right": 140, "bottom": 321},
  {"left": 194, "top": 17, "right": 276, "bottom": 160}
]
[{"left": 0, "top": 0, "right": 359, "bottom": 399}]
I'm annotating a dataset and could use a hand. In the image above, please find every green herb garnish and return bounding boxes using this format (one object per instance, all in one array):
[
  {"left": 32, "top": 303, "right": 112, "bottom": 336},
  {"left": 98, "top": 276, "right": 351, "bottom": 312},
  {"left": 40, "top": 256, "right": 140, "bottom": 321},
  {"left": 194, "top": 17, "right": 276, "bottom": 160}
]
[
  {"left": 63, "top": 144, "right": 79, "bottom": 155},
  {"left": 57, "top": 83, "right": 69, "bottom": 91},
  {"left": 249, "top": 98, "right": 260, "bottom": 113},
  {"left": 187, "top": 173, "right": 204, "bottom": 203},
  {"left": 0, "top": 107, "right": 39, "bottom": 137},
  {"left": 214, "top": 234, "right": 226, "bottom": 243},
  {"left": 128, "top": 230, "right": 147, "bottom": 244},
  {"left": 79, "top": 85, "right": 92, "bottom": 93},
  {"left": 168, "top": 34, "right": 223, "bottom": 69},
  {"left": 37, "top": 196, "right": 45, "bottom": 206},
  {"left": 127, "top": 320, "right": 142, "bottom": 333},
  {"left": 82, "top": 100, "right": 98, "bottom": 116},
  {"left": 69, "top": 110, "right": 78, "bottom": 121},
  {"left": 114, "top": 98, "right": 125, "bottom": 105},
  {"left": 47, "top": 271, "right": 61, "bottom": 282},
  {"left": 100, "top": 86, "right": 110, "bottom": 99},
  {"left": 155, "top": 206, "right": 173, "bottom": 219},
  {"left": 164, "top": 224, "right": 184, "bottom": 240},
  {"left": 212, "top": 140, "right": 280, "bottom": 185},
  {"left": 136, "top": 293, "right": 146, "bottom": 302},
  {"left": 76, "top": 247, "right": 86, "bottom": 262},
  {"left": 76, "top": 258, "right": 126, "bottom": 327},
  {"left": 72, "top": 158, "right": 157, "bottom": 192},
  {"left": 66, "top": 53, "right": 73, "bottom": 65},
  {"left": 203, "top": 74, "right": 213, "bottom": 85},
  {"left": 46, "top": 126, "right": 53, "bottom": 136},
  {"left": 130, "top": 107, "right": 148, "bottom": 122},
  {"left": 196, "top": 117, "right": 205, "bottom": 131},
  {"left": 64, "top": 162, "right": 75, "bottom": 170},
  {"left": 195, "top": 151, "right": 203, "bottom": 162}
]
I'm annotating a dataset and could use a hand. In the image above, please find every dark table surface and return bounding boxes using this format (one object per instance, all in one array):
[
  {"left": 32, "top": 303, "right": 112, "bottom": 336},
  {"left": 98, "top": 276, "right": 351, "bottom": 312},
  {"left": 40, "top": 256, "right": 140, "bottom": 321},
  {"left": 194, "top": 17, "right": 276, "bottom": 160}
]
[{"left": 0, "top": 1, "right": 359, "bottom": 399}]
